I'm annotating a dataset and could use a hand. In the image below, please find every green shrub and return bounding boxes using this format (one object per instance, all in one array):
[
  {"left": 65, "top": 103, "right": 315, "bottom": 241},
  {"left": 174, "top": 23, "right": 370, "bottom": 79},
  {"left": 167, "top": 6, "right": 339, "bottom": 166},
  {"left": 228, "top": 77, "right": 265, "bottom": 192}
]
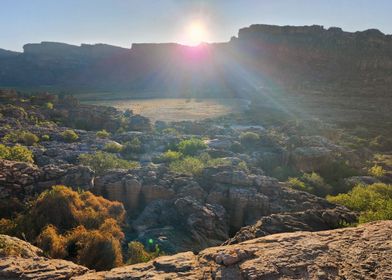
[
  {"left": 96, "top": 129, "right": 110, "bottom": 139},
  {"left": 159, "top": 150, "right": 182, "bottom": 162},
  {"left": 127, "top": 241, "right": 152, "bottom": 264},
  {"left": 368, "top": 164, "right": 386, "bottom": 178},
  {"left": 237, "top": 161, "right": 249, "bottom": 173},
  {"left": 61, "top": 129, "right": 79, "bottom": 142},
  {"left": 162, "top": 128, "right": 180, "bottom": 136},
  {"left": 45, "top": 102, "right": 54, "bottom": 110},
  {"left": 287, "top": 177, "right": 312, "bottom": 193},
  {"left": 104, "top": 142, "right": 123, "bottom": 153},
  {"left": 327, "top": 183, "right": 392, "bottom": 223},
  {"left": 239, "top": 131, "right": 260, "bottom": 146},
  {"left": 169, "top": 157, "right": 204, "bottom": 175},
  {"left": 3, "top": 131, "right": 39, "bottom": 146},
  {"left": 79, "top": 151, "right": 139, "bottom": 175},
  {"left": 177, "top": 138, "right": 207, "bottom": 156},
  {"left": 287, "top": 173, "right": 333, "bottom": 197},
  {"left": 121, "top": 138, "right": 143, "bottom": 155},
  {"left": 169, "top": 153, "right": 229, "bottom": 176},
  {"left": 20, "top": 131, "right": 39, "bottom": 146},
  {"left": 0, "top": 144, "right": 34, "bottom": 163}
]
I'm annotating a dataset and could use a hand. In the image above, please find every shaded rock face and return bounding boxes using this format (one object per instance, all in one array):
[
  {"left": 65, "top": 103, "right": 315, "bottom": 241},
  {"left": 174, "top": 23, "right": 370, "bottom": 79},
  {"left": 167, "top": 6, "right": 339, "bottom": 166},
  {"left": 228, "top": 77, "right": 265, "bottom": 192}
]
[
  {"left": 67, "top": 221, "right": 392, "bottom": 279},
  {"left": 1, "top": 25, "right": 392, "bottom": 99},
  {"left": 92, "top": 165, "right": 356, "bottom": 253}
]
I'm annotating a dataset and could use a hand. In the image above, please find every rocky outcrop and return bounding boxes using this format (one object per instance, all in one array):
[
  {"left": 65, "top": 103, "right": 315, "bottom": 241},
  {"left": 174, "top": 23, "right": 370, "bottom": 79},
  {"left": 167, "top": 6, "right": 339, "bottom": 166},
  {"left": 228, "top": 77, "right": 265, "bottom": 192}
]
[
  {"left": 72, "top": 221, "right": 392, "bottom": 279},
  {"left": 2, "top": 222, "right": 392, "bottom": 279},
  {"left": 0, "top": 235, "right": 44, "bottom": 258},
  {"left": 92, "top": 165, "right": 357, "bottom": 253},
  {"left": 0, "top": 234, "right": 89, "bottom": 280},
  {"left": 2, "top": 25, "right": 392, "bottom": 102},
  {"left": 224, "top": 207, "right": 358, "bottom": 245},
  {"left": 0, "top": 159, "right": 94, "bottom": 196},
  {"left": 0, "top": 257, "right": 89, "bottom": 280}
]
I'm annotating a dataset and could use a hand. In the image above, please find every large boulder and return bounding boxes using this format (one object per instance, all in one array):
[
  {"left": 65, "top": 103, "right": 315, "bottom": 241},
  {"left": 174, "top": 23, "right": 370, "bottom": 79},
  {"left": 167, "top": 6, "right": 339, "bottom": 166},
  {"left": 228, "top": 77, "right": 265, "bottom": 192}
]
[
  {"left": 224, "top": 206, "right": 358, "bottom": 245},
  {"left": 0, "top": 234, "right": 89, "bottom": 280}
]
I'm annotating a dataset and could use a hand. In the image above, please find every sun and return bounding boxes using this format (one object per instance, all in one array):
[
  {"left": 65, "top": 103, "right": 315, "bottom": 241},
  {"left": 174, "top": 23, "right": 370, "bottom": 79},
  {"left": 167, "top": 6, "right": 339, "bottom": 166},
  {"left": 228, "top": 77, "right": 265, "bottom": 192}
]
[{"left": 185, "top": 21, "right": 208, "bottom": 46}]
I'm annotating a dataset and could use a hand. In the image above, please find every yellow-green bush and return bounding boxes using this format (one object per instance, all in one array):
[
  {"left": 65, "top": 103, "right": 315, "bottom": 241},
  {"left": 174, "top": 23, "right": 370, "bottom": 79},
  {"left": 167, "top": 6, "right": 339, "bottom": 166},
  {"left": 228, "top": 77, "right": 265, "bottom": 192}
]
[
  {"left": 0, "top": 144, "right": 34, "bottom": 163},
  {"left": 96, "top": 129, "right": 110, "bottom": 139},
  {"left": 3, "top": 131, "right": 39, "bottom": 146},
  {"left": 159, "top": 150, "right": 182, "bottom": 162},
  {"left": 368, "top": 164, "right": 386, "bottom": 178},
  {"left": 104, "top": 142, "right": 123, "bottom": 153},
  {"left": 79, "top": 151, "right": 139, "bottom": 175},
  {"left": 177, "top": 138, "right": 207, "bottom": 156},
  {"left": 327, "top": 183, "right": 392, "bottom": 223},
  {"left": 61, "top": 129, "right": 79, "bottom": 142},
  {"left": 169, "top": 153, "right": 229, "bottom": 175}
]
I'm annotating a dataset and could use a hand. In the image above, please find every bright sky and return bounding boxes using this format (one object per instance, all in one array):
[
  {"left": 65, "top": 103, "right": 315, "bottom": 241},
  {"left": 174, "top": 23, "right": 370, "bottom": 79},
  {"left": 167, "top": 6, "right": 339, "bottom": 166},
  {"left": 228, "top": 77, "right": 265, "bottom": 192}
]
[{"left": 1, "top": 0, "right": 391, "bottom": 51}]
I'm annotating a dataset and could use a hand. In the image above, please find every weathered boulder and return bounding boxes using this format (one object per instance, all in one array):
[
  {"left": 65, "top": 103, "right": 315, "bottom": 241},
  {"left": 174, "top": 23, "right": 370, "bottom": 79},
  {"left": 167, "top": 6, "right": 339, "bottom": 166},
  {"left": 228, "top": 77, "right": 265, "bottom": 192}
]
[
  {"left": 0, "top": 235, "right": 44, "bottom": 258},
  {"left": 0, "top": 257, "right": 89, "bottom": 280},
  {"left": 224, "top": 206, "right": 358, "bottom": 245},
  {"left": 0, "top": 234, "right": 89, "bottom": 280}
]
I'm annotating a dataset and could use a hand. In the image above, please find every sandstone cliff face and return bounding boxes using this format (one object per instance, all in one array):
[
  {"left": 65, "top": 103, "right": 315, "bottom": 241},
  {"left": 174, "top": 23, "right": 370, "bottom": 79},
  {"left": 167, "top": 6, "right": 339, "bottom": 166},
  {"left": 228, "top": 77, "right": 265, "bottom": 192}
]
[
  {"left": 1, "top": 24, "right": 392, "bottom": 96},
  {"left": 1, "top": 221, "right": 391, "bottom": 279}
]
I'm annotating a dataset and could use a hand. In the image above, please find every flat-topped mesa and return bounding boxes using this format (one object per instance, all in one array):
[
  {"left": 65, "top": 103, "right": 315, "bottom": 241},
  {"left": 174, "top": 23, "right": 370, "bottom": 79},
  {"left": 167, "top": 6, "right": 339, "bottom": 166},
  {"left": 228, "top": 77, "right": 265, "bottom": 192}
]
[
  {"left": 237, "top": 23, "right": 390, "bottom": 40},
  {"left": 23, "top": 41, "right": 130, "bottom": 58}
]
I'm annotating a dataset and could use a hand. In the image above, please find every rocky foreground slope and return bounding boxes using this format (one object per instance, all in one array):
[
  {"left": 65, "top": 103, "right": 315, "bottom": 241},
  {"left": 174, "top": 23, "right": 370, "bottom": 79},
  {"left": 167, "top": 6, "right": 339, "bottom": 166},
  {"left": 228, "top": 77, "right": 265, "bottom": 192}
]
[{"left": 1, "top": 221, "right": 391, "bottom": 279}]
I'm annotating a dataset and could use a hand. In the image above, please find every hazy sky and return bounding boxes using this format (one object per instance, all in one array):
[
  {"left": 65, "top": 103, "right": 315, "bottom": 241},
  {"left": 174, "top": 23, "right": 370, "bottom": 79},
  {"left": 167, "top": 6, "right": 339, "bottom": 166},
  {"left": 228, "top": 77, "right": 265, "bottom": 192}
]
[{"left": 1, "top": 0, "right": 391, "bottom": 51}]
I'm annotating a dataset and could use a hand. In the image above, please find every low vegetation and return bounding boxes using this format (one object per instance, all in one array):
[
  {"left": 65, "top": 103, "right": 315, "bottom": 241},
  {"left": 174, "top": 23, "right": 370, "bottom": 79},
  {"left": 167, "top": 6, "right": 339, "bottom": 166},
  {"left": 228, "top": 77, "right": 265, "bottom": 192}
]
[
  {"left": 96, "top": 129, "right": 110, "bottom": 139},
  {"left": 4, "top": 186, "right": 126, "bottom": 270},
  {"left": 327, "top": 183, "right": 392, "bottom": 223},
  {"left": 61, "top": 129, "right": 79, "bottom": 142},
  {"left": 121, "top": 138, "right": 143, "bottom": 156},
  {"left": 127, "top": 241, "right": 162, "bottom": 264},
  {"left": 0, "top": 144, "right": 34, "bottom": 163},
  {"left": 239, "top": 131, "right": 260, "bottom": 146},
  {"left": 177, "top": 138, "right": 207, "bottom": 156},
  {"left": 79, "top": 151, "right": 139, "bottom": 174},
  {"left": 3, "top": 131, "right": 39, "bottom": 146},
  {"left": 287, "top": 172, "right": 333, "bottom": 197},
  {"left": 169, "top": 153, "right": 229, "bottom": 175},
  {"left": 104, "top": 142, "right": 123, "bottom": 153}
]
